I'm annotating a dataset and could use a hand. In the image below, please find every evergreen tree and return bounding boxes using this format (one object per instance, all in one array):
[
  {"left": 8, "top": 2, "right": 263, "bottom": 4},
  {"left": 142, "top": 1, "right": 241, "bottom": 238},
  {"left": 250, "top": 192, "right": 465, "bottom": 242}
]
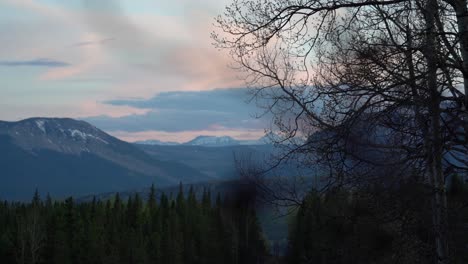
[{"left": 0, "top": 185, "right": 270, "bottom": 264}]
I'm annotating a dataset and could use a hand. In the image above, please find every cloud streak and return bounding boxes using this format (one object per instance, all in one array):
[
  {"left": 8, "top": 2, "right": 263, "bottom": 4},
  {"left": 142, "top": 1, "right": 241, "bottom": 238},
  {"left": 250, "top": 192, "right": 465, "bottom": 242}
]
[
  {"left": 106, "top": 88, "right": 252, "bottom": 111},
  {"left": 0, "top": 58, "right": 70, "bottom": 67},
  {"left": 72, "top": 37, "right": 115, "bottom": 47}
]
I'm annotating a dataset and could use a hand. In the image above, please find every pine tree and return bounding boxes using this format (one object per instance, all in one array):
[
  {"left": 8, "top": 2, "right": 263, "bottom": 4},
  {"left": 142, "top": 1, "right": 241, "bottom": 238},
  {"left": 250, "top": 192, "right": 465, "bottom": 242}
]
[
  {"left": 0, "top": 184, "right": 271, "bottom": 264},
  {"left": 147, "top": 184, "right": 157, "bottom": 213}
]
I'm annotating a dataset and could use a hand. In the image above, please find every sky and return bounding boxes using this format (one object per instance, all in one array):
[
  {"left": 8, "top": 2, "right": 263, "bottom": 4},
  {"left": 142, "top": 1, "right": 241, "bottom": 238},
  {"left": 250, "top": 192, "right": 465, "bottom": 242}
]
[{"left": 0, "top": 0, "right": 268, "bottom": 142}]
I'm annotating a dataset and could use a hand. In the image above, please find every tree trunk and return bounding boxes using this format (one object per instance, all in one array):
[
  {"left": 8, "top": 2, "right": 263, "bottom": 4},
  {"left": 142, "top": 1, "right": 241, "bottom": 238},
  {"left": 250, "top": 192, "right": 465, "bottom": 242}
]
[
  {"left": 424, "top": 0, "right": 450, "bottom": 263},
  {"left": 454, "top": 0, "right": 468, "bottom": 108}
]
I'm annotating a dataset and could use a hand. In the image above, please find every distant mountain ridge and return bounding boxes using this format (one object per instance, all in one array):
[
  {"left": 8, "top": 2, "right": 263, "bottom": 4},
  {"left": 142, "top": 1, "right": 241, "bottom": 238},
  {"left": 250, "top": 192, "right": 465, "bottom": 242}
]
[
  {"left": 184, "top": 135, "right": 241, "bottom": 146},
  {"left": 0, "top": 118, "right": 209, "bottom": 200},
  {"left": 134, "top": 139, "right": 180, "bottom": 146},
  {"left": 134, "top": 134, "right": 278, "bottom": 147}
]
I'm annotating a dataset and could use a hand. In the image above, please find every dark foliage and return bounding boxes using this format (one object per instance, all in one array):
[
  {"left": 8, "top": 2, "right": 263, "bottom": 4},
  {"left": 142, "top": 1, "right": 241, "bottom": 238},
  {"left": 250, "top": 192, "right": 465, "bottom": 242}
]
[
  {"left": 0, "top": 184, "right": 268, "bottom": 264},
  {"left": 287, "top": 176, "right": 468, "bottom": 264}
]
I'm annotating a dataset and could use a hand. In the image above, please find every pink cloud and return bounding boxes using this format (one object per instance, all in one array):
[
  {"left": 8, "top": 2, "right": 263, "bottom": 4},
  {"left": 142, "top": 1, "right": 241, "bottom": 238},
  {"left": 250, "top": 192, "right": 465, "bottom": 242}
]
[
  {"left": 2, "top": 0, "right": 253, "bottom": 123},
  {"left": 39, "top": 34, "right": 104, "bottom": 81},
  {"left": 0, "top": 100, "right": 151, "bottom": 121},
  {"left": 78, "top": 100, "right": 151, "bottom": 118}
]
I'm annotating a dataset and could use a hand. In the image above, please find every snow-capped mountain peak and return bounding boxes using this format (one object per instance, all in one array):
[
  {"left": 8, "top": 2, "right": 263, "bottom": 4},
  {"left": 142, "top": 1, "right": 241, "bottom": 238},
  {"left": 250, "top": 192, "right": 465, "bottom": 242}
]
[
  {"left": 134, "top": 133, "right": 282, "bottom": 147},
  {"left": 184, "top": 135, "right": 240, "bottom": 147},
  {"left": 0, "top": 117, "right": 114, "bottom": 154}
]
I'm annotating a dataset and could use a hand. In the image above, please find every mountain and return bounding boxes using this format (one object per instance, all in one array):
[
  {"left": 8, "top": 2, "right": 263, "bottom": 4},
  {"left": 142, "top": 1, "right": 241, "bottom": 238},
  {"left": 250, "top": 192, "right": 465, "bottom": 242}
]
[
  {"left": 183, "top": 135, "right": 241, "bottom": 146},
  {"left": 136, "top": 133, "right": 281, "bottom": 147},
  {"left": 0, "top": 118, "right": 208, "bottom": 200},
  {"left": 181, "top": 134, "right": 281, "bottom": 147},
  {"left": 134, "top": 139, "right": 180, "bottom": 146}
]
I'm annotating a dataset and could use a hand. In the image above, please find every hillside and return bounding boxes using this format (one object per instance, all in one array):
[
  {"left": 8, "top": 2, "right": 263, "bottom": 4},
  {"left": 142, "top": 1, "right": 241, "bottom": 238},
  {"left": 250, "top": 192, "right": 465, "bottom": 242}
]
[{"left": 0, "top": 118, "right": 209, "bottom": 200}]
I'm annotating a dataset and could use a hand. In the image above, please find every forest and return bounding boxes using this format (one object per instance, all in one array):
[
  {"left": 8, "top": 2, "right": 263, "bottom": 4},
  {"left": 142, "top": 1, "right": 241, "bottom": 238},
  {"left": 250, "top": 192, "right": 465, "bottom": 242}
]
[
  {"left": 0, "top": 175, "right": 467, "bottom": 264},
  {"left": 288, "top": 176, "right": 468, "bottom": 263},
  {"left": 0, "top": 184, "right": 268, "bottom": 264}
]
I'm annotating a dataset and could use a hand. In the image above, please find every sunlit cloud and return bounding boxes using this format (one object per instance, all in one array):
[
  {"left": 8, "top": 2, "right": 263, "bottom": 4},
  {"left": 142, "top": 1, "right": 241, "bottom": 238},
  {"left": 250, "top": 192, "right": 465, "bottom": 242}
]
[
  {"left": 39, "top": 32, "right": 106, "bottom": 81},
  {"left": 0, "top": 0, "right": 264, "bottom": 139},
  {"left": 0, "top": 100, "right": 151, "bottom": 122},
  {"left": 78, "top": 100, "right": 152, "bottom": 118}
]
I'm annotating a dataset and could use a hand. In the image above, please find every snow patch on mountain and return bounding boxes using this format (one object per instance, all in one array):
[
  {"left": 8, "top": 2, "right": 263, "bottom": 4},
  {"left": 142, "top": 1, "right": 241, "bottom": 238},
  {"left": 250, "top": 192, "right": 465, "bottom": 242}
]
[
  {"left": 184, "top": 136, "right": 240, "bottom": 146},
  {"left": 35, "top": 120, "right": 46, "bottom": 133},
  {"left": 69, "top": 129, "right": 109, "bottom": 144}
]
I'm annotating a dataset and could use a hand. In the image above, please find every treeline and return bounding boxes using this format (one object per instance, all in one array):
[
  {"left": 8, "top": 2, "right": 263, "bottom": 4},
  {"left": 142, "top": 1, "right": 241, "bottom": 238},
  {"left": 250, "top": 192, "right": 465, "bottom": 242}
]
[
  {"left": 0, "top": 184, "right": 268, "bottom": 264},
  {"left": 287, "top": 176, "right": 468, "bottom": 264}
]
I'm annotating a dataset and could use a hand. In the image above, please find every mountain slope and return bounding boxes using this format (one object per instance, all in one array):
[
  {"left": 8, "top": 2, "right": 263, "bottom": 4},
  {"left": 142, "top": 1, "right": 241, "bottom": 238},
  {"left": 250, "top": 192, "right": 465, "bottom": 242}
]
[
  {"left": 136, "top": 144, "right": 276, "bottom": 179},
  {"left": 0, "top": 118, "right": 208, "bottom": 200}
]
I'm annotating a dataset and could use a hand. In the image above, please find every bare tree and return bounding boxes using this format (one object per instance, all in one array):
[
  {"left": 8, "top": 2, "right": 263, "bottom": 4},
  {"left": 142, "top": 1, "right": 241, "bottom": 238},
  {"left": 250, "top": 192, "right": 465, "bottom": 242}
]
[
  {"left": 213, "top": 0, "right": 467, "bottom": 263},
  {"left": 16, "top": 204, "right": 45, "bottom": 264}
]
